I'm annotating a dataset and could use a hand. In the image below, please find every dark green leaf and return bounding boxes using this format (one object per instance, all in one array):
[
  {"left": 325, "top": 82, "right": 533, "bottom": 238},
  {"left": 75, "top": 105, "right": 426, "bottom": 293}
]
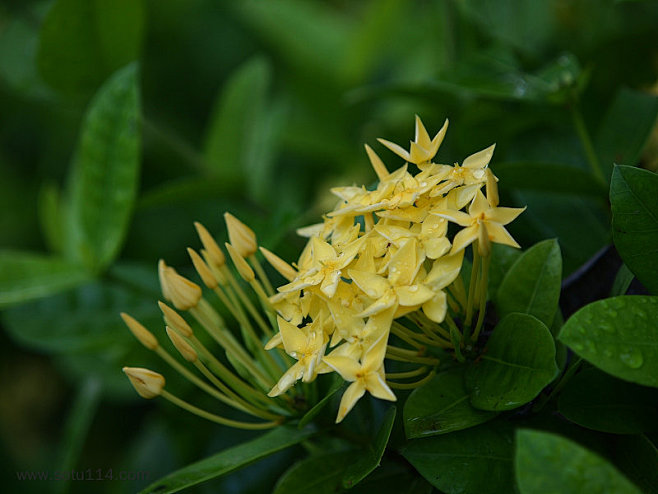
[
  {"left": 348, "top": 460, "right": 433, "bottom": 494},
  {"left": 298, "top": 375, "right": 345, "bottom": 429},
  {"left": 404, "top": 367, "right": 496, "bottom": 438},
  {"left": 66, "top": 63, "right": 141, "bottom": 271},
  {"left": 611, "top": 264, "right": 635, "bottom": 297},
  {"left": 343, "top": 406, "right": 396, "bottom": 488},
  {"left": 401, "top": 420, "right": 515, "bottom": 494},
  {"left": 141, "top": 426, "right": 314, "bottom": 494},
  {"left": 496, "top": 239, "right": 562, "bottom": 327},
  {"left": 0, "top": 250, "right": 91, "bottom": 308},
  {"left": 610, "top": 165, "right": 658, "bottom": 295},
  {"left": 38, "top": 182, "right": 65, "bottom": 254},
  {"left": 273, "top": 450, "right": 358, "bottom": 494},
  {"left": 467, "top": 313, "right": 558, "bottom": 411},
  {"left": 515, "top": 429, "right": 641, "bottom": 494},
  {"left": 492, "top": 162, "right": 605, "bottom": 197},
  {"left": 596, "top": 88, "right": 658, "bottom": 179},
  {"left": 488, "top": 243, "right": 522, "bottom": 297},
  {"left": 610, "top": 435, "right": 658, "bottom": 494},
  {"left": 558, "top": 367, "right": 658, "bottom": 434},
  {"left": 37, "top": 0, "right": 144, "bottom": 93},
  {"left": 558, "top": 296, "right": 658, "bottom": 387}
]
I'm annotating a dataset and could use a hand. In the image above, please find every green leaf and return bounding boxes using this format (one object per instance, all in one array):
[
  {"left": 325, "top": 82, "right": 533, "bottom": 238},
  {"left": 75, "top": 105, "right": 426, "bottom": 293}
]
[
  {"left": 401, "top": 420, "right": 515, "bottom": 494},
  {"left": 467, "top": 313, "right": 558, "bottom": 411},
  {"left": 347, "top": 460, "right": 433, "bottom": 494},
  {"left": 515, "top": 429, "right": 641, "bottom": 494},
  {"left": 38, "top": 182, "right": 65, "bottom": 254},
  {"left": 610, "top": 435, "right": 658, "bottom": 494},
  {"left": 37, "top": 0, "right": 144, "bottom": 93},
  {"left": 558, "top": 367, "right": 658, "bottom": 434},
  {"left": 611, "top": 263, "right": 635, "bottom": 297},
  {"left": 610, "top": 165, "right": 658, "bottom": 295},
  {"left": 343, "top": 406, "right": 396, "bottom": 488},
  {"left": 558, "top": 296, "right": 658, "bottom": 388},
  {"left": 404, "top": 367, "right": 497, "bottom": 438},
  {"left": 488, "top": 243, "right": 522, "bottom": 297},
  {"left": 496, "top": 239, "right": 562, "bottom": 327},
  {"left": 492, "top": 162, "right": 605, "bottom": 197},
  {"left": 141, "top": 426, "right": 314, "bottom": 494},
  {"left": 66, "top": 63, "right": 141, "bottom": 271},
  {"left": 273, "top": 451, "right": 359, "bottom": 494},
  {"left": 596, "top": 88, "right": 658, "bottom": 179},
  {"left": 0, "top": 251, "right": 91, "bottom": 308},
  {"left": 298, "top": 375, "right": 344, "bottom": 429},
  {"left": 203, "top": 57, "right": 272, "bottom": 190}
]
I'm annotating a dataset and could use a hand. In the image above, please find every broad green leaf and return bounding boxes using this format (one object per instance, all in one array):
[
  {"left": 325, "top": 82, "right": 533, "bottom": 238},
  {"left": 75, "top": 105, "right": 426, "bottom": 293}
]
[
  {"left": 558, "top": 296, "right": 658, "bottom": 387},
  {"left": 343, "top": 406, "right": 396, "bottom": 488},
  {"left": 37, "top": 0, "right": 144, "bottom": 93},
  {"left": 273, "top": 450, "right": 358, "bottom": 494},
  {"left": 558, "top": 367, "right": 658, "bottom": 434},
  {"left": 515, "top": 429, "right": 641, "bottom": 494},
  {"left": 66, "top": 63, "right": 141, "bottom": 271},
  {"left": 610, "top": 435, "right": 658, "bottom": 494},
  {"left": 496, "top": 239, "right": 562, "bottom": 327},
  {"left": 611, "top": 263, "right": 634, "bottom": 297},
  {"left": 404, "top": 367, "right": 496, "bottom": 438},
  {"left": 0, "top": 251, "right": 91, "bottom": 308},
  {"left": 492, "top": 162, "right": 605, "bottom": 197},
  {"left": 203, "top": 57, "right": 272, "bottom": 189},
  {"left": 488, "top": 243, "right": 522, "bottom": 297},
  {"left": 38, "top": 183, "right": 64, "bottom": 254},
  {"left": 610, "top": 165, "right": 658, "bottom": 295},
  {"left": 467, "top": 313, "right": 558, "bottom": 411},
  {"left": 142, "top": 426, "right": 315, "bottom": 494},
  {"left": 596, "top": 88, "right": 658, "bottom": 179},
  {"left": 401, "top": 420, "right": 515, "bottom": 494},
  {"left": 298, "top": 375, "right": 345, "bottom": 429}
]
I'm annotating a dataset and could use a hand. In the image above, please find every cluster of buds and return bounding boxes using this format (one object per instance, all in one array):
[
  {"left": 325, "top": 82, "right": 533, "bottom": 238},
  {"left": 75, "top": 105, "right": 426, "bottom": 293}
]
[{"left": 122, "top": 117, "right": 524, "bottom": 425}]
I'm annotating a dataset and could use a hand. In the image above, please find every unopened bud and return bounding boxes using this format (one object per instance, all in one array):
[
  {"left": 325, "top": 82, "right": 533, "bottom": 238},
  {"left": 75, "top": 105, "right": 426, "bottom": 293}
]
[
  {"left": 259, "top": 247, "right": 297, "bottom": 281},
  {"left": 123, "top": 367, "right": 165, "bottom": 399},
  {"left": 187, "top": 248, "right": 219, "bottom": 289},
  {"left": 194, "top": 222, "right": 226, "bottom": 268},
  {"left": 158, "top": 260, "right": 202, "bottom": 310},
  {"left": 166, "top": 327, "right": 198, "bottom": 362},
  {"left": 225, "top": 242, "right": 255, "bottom": 282},
  {"left": 486, "top": 168, "right": 499, "bottom": 208},
  {"left": 157, "top": 301, "right": 193, "bottom": 338},
  {"left": 224, "top": 212, "right": 257, "bottom": 257},
  {"left": 120, "top": 312, "right": 159, "bottom": 350}
]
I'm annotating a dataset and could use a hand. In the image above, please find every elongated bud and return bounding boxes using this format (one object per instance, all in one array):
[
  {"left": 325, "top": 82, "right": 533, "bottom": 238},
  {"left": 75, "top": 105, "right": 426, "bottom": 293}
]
[
  {"left": 225, "top": 242, "right": 256, "bottom": 282},
  {"left": 187, "top": 248, "right": 219, "bottom": 289},
  {"left": 123, "top": 367, "right": 165, "bottom": 399},
  {"left": 121, "top": 313, "right": 159, "bottom": 350},
  {"left": 158, "top": 260, "right": 202, "bottom": 310},
  {"left": 200, "top": 249, "right": 227, "bottom": 285},
  {"left": 157, "top": 301, "right": 193, "bottom": 338},
  {"left": 194, "top": 222, "right": 226, "bottom": 268},
  {"left": 224, "top": 212, "right": 257, "bottom": 257},
  {"left": 166, "top": 326, "right": 198, "bottom": 362},
  {"left": 259, "top": 247, "right": 297, "bottom": 281}
]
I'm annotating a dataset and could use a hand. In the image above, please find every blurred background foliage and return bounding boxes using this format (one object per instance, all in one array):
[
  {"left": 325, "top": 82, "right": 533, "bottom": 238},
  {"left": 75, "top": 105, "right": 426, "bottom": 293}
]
[{"left": 1, "top": 0, "right": 657, "bottom": 492}]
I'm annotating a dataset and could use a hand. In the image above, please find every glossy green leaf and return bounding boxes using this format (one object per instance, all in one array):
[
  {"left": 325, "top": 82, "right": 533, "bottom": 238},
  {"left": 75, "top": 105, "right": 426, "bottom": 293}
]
[
  {"left": 141, "top": 426, "right": 314, "bottom": 494},
  {"left": 515, "top": 429, "right": 641, "bottom": 494},
  {"left": 37, "top": 0, "right": 144, "bottom": 93},
  {"left": 558, "top": 296, "right": 658, "bottom": 387},
  {"left": 558, "top": 367, "right": 658, "bottom": 434},
  {"left": 203, "top": 57, "right": 272, "bottom": 189},
  {"left": 488, "top": 243, "right": 522, "bottom": 297},
  {"left": 273, "top": 450, "right": 358, "bottom": 494},
  {"left": 66, "top": 63, "right": 141, "bottom": 271},
  {"left": 0, "top": 250, "right": 91, "bottom": 308},
  {"left": 610, "top": 165, "right": 658, "bottom": 295},
  {"left": 492, "top": 162, "right": 605, "bottom": 197},
  {"left": 610, "top": 435, "right": 658, "bottom": 494},
  {"left": 467, "top": 313, "right": 558, "bottom": 411},
  {"left": 343, "top": 406, "right": 396, "bottom": 488},
  {"left": 404, "top": 367, "right": 496, "bottom": 438},
  {"left": 496, "top": 239, "right": 562, "bottom": 327},
  {"left": 596, "top": 88, "right": 658, "bottom": 179},
  {"left": 401, "top": 420, "right": 514, "bottom": 494}
]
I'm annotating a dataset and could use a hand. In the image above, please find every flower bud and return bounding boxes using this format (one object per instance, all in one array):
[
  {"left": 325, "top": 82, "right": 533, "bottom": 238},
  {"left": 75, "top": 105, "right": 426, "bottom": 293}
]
[
  {"left": 123, "top": 367, "right": 165, "bottom": 399},
  {"left": 187, "top": 248, "right": 219, "bottom": 289},
  {"left": 166, "top": 327, "right": 198, "bottom": 363},
  {"left": 225, "top": 242, "right": 256, "bottom": 282},
  {"left": 259, "top": 246, "right": 297, "bottom": 281},
  {"left": 224, "top": 212, "right": 257, "bottom": 257},
  {"left": 194, "top": 222, "right": 226, "bottom": 268},
  {"left": 120, "top": 312, "right": 159, "bottom": 350},
  {"left": 157, "top": 301, "right": 194, "bottom": 338},
  {"left": 158, "top": 260, "right": 202, "bottom": 310}
]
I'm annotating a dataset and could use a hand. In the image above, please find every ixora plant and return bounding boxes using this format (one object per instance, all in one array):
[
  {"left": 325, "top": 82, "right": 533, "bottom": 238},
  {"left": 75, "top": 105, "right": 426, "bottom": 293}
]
[{"left": 122, "top": 118, "right": 657, "bottom": 494}]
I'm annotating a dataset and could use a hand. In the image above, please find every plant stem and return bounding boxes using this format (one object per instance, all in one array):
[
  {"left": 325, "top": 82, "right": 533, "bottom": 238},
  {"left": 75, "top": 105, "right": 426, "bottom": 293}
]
[{"left": 571, "top": 104, "right": 606, "bottom": 185}]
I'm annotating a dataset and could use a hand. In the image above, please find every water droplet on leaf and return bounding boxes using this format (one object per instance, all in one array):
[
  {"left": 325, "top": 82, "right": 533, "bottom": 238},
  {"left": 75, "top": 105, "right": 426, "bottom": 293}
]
[{"left": 619, "top": 349, "right": 644, "bottom": 369}]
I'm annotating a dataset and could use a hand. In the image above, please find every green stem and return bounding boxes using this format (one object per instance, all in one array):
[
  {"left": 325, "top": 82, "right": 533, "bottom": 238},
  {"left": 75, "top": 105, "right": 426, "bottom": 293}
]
[
  {"left": 533, "top": 357, "right": 583, "bottom": 412},
  {"left": 571, "top": 104, "right": 606, "bottom": 185},
  {"left": 471, "top": 254, "right": 491, "bottom": 344},
  {"left": 387, "top": 371, "right": 435, "bottom": 390},
  {"left": 464, "top": 242, "right": 481, "bottom": 334}
]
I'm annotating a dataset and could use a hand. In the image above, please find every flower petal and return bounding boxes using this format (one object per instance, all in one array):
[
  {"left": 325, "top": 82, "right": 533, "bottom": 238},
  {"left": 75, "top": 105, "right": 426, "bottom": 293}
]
[
  {"left": 486, "top": 206, "right": 526, "bottom": 225},
  {"left": 485, "top": 221, "right": 521, "bottom": 248},
  {"left": 462, "top": 143, "right": 495, "bottom": 169},
  {"left": 335, "top": 381, "right": 367, "bottom": 423}
]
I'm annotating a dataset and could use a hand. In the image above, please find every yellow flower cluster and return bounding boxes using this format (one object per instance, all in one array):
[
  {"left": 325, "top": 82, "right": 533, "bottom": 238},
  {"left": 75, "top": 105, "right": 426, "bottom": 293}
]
[
  {"left": 120, "top": 116, "right": 524, "bottom": 426},
  {"left": 264, "top": 117, "right": 524, "bottom": 421}
]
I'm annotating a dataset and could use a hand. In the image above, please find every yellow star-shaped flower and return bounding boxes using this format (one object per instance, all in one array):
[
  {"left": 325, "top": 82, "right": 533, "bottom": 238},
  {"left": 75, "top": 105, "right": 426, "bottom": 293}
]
[{"left": 378, "top": 116, "right": 449, "bottom": 166}]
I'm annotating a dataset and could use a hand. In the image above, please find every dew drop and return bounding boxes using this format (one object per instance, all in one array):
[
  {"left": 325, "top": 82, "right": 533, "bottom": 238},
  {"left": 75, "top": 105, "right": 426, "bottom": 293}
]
[
  {"left": 619, "top": 349, "right": 644, "bottom": 369},
  {"left": 585, "top": 340, "right": 597, "bottom": 354},
  {"left": 600, "top": 324, "right": 615, "bottom": 334}
]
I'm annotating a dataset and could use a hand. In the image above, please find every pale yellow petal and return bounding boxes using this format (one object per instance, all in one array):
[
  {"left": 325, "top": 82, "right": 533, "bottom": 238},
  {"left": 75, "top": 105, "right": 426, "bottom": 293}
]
[
  {"left": 335, "top": 381, "right": 367, "bottom": 423},
  {"left": 414, "top": 115, "right": 432, "bottom": 150},
  {"left": 365, "top": 371, "right": 397, "bottom": 401},
  {"left": 365, "top": 144, "right": 389, "bottom": 181},
  {"left": 322, "top": 355, "right": 361, "bottom": 381},
  {"left": 357, "top": 290, "right": 398, "bottom": 317},
  {"left": 268, "top": 363, "right": 304, "bottom": 397},
  {"left": 387, "top": 238, "right": 420, "bottom": 286},
  {"left": 468, "top": 189, "right": 489, "bottom": 217},
  {"left": 431, "top": 209, "right": 473, "bottom": 227},
  {"left": 277, "top": 316, "right": 307, "bottom": 356},
  {"left": 423, "top": 236, "right": 451, "bottom": 259},
  {"left": 485, "top": 206, "right": 526, "bottom": 225},
  {"left": 422, "top": 291, "right": 448, "bottom": 323},
  {"left": 485, "top": 222, "right": 521, "bottom": 249},
  {"left": 425, "top": 250, "right": 464, "bottom": 288},
  {"left": 430, "top": 118, "right": 449, "bottom": 156},
  {"left": 348, "top": 269, "right": 390, "bottom": 299},
  {"left": 395, "top": 284, "right": 435, "bottom": 306},
  {"left": 450, "top": 224, "right": 479, "bottom": 254},
  {"left": 320, "top": 269, "right": 341, "bottom": 298},
  {"left": 409, "top": 141, "right": 432, "bottom": 164},
  {"left": 311, "top": 236, "right": 336, "bottom": 263},
  {"left": 462, "top": 143, "right": 495, "bottom": 169},
  {"left": 377, "top": 138, "right": 411, "bottom": 162},
  {"left": 264, "top": 331, "right": 283, "bottom": 350}
]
